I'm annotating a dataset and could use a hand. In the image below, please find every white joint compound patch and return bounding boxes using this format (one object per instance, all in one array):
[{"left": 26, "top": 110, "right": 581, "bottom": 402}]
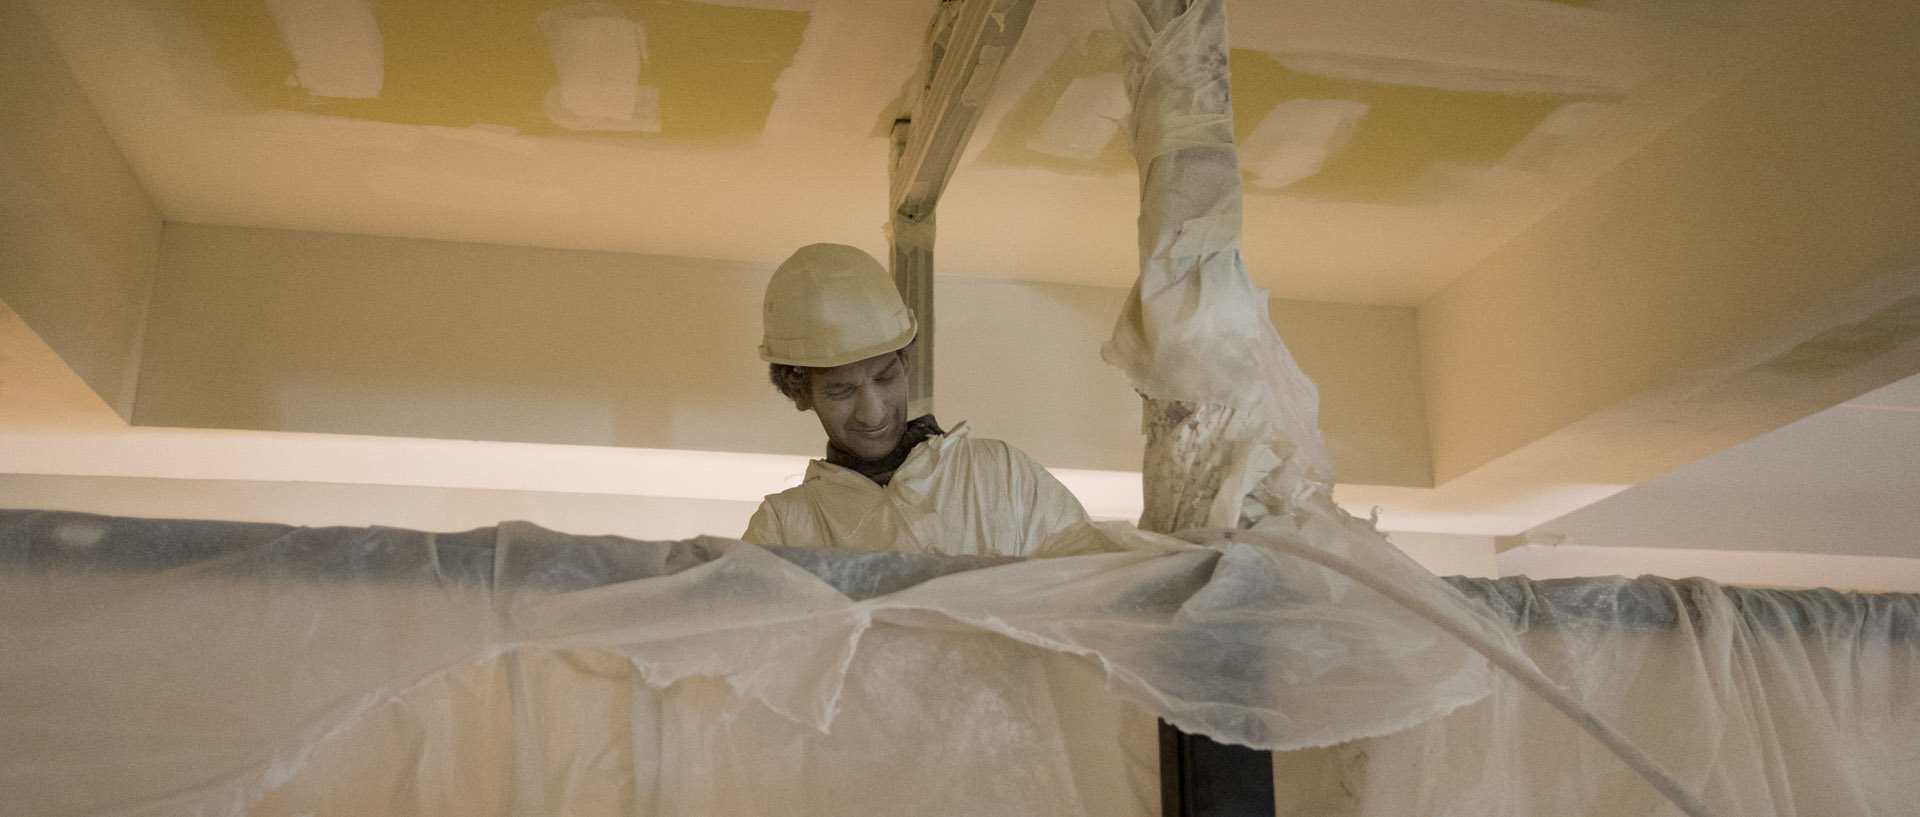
[
  {"left": 1027, "top": 73, "right": 1129, "bottom": 161},
  {"left": 1500, "top": 101, "right": 1617, "bottom": 171},
  {"left": 1240, "top": 98, "right": 1367, "bottom": 189},
  {"left": 265, "top": 0, "right": 384, "bottom": 99},
  {"left": 539, "top": 3, "right": 663, "bottom": 133}
]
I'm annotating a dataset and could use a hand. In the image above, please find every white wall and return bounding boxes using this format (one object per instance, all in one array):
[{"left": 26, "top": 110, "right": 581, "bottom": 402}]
[
  {"left": 0, "top": 0, "right": 162, "bottom": 418},
  {"left": 134, "top": 223, "right": 1434, "bottom": 483},
  {"left": 0, "top": 474, "right": 761, "bottom": 542}
]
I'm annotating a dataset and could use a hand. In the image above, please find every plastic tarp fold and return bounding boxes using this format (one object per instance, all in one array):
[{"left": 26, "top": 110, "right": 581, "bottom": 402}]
[
  {"left": 1278, "top": 576, "right": 1920, "bottom": 816},
  {"left": 9, "top": 511, "right": 1920, "bottom": 816},
  {"left": 0, "top": 509, "right": 1492, "bottom": 817}
]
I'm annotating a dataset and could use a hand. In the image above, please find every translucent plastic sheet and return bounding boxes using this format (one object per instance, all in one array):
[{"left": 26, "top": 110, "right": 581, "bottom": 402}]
[
  {"left": 1275, "top": 576, "right": 1920, "bottom": 817},
  {"left": 0, "top": 509, "right": 1491, "bottom": 817}
]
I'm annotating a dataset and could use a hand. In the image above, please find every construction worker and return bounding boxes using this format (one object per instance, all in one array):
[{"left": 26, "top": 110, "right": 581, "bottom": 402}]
[{"left": 743, "top": 243, "right": 1089, "bottom": 556}]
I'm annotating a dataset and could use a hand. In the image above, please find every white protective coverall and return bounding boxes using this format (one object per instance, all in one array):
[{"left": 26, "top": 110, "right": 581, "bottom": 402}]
[{"left": 743, "top": 422, "right": 1089, "bottom": 556}]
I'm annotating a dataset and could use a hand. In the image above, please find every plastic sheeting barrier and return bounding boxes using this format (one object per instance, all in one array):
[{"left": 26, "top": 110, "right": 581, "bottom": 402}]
[
  {"left": 8, "top": 510, "right": 1918, "bottom": 816},
  {"left": 0, "top": 509, "right": 1491, "bottom": 817},
  {"left": 1283, "top": 576, "right": 1920, "bottom": 816}
]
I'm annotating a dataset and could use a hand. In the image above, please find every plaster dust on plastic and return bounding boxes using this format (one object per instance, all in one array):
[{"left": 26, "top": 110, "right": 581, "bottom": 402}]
[{"left": 0, "top": 513, "right": 1493, "bottom": 816}]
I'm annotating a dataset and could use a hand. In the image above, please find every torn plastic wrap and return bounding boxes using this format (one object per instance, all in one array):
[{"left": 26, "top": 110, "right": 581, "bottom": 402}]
[
  {"left": 0, "top": 509, "right": 1493, "bottom": 817},
  {"left": 1103, "top": 0, "right": 1333, "bottom": 498}
]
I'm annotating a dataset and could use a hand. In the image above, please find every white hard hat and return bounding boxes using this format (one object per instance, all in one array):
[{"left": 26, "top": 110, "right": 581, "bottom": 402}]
[{"left": 759, "top": 244, "right": 917, "bottom": 367}]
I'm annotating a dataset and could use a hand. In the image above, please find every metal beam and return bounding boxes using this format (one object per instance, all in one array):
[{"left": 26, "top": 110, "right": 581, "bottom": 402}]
[
  {"left": 889, "top": 0, "right": 1035, "bottom": 221},
  {"left": 1161, "top": 721, "right": 1279, "bottom": 817},
  {"left": 887, "top": 0, "right": 1036, "bottom": 419},
  {"left": 890, "top": 122, "right": 937, "bottom": 420}
]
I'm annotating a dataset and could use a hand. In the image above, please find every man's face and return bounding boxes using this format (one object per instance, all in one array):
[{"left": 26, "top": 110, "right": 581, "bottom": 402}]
[{"left": 794, "top": 352, "right": 908, "bottom": 461}]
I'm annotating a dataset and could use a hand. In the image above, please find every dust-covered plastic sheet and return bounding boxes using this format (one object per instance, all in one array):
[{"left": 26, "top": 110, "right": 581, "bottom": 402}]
[
  {"left": 1277, "top": 576, "right": 1920, "bottom": 816},
  {"left": 0, "top": 508, "right": 1492, "bottom": 817}
]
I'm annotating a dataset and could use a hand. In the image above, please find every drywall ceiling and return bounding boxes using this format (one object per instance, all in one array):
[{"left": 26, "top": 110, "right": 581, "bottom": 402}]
[{"left": 27, "top": 0, "right": 1823, "bottom": 305}]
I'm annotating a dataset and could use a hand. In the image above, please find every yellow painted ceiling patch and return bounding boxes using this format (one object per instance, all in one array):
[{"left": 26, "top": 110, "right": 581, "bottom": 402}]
[
  {"left": 181, "top": 0, "right": 808, "bottom": 142},
  {"left": 1232, "top": 51, "right": 1586, "bottom": 204},
  {"left": 984, "top": 31, "right": 1591, "bottom": 203}
]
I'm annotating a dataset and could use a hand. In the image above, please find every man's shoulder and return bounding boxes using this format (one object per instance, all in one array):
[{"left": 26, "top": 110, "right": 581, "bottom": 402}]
[
  {"left": 920, "top": 432, "right": 1061, "bottom": 492},
  {"left": 758, "top": 483, "right": 809, "bottom": 505},
  {"left": 745, "top": 477, "right": 832, "bottom": 546},
  {"left": 926, "top": 422, "right": 1010, "bottom": 455},
  {"left": 942, "top": 431, "right": 1036, "bottom": 465},
  {"left": 758, "top": 464, "right": 847, "bottom": 504},
  {"left": 909, "top": 425, "right": 1004, "bottom": 467},
  {"left": 755, "top": 459, "right": 872, "bottom": 511}
]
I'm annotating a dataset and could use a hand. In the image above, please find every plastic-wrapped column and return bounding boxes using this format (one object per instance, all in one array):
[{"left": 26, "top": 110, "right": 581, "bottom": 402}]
[
  {"left": 1103, "top": 2, "right": 1714, "bottom": 816},
  {"left": 1102, "top": 0, "right": 1333, "bottom": 533}
]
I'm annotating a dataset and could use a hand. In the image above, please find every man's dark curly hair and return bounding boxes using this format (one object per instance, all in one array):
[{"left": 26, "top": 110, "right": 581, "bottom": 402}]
[
  {"left": 766, "top": 346, "right": 911, "bottom": 402},
  {"left": 767, "top": 363, "right": 813, "bottom": 402}
]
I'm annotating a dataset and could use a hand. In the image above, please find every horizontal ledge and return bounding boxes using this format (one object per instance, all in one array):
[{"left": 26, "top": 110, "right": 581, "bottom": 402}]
[
  {"left": 1498, "top": 543, "right": 1920, "bottom": 593},
  {"left": 0, "top": 427, "right": 1150, "bottom": 520}
]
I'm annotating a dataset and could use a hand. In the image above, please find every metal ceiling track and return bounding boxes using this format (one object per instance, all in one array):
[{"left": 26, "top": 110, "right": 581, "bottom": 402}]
[{"left": 887, "top": 0, "right": 1035, "bottom": 420}]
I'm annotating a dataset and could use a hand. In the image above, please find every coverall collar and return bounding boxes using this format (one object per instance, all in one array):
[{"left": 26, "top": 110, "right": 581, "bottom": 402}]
[
  {"left": 808, "top": 421, "right": 970, "bottom": 494},
  {"left": 823, "top": 414, "right": 946, "bottom": 486}
]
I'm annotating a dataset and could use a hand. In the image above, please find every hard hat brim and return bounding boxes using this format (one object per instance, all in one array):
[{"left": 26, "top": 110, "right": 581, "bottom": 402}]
[{"left": 759, "top": 315, "right": 918, "bottom": 369}]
